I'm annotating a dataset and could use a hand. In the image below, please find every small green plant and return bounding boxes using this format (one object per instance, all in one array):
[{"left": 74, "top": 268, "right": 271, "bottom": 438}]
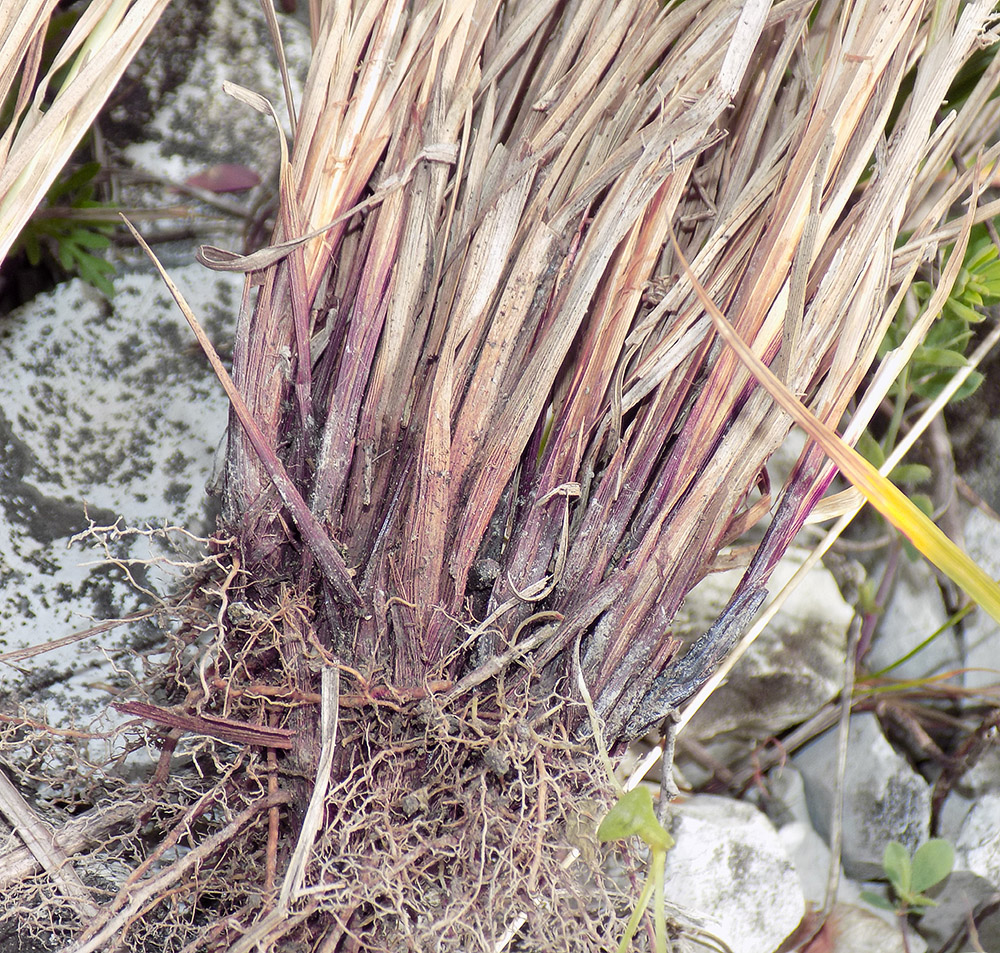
[
  {"left": 862, "top": 838, "right": 954, "bottom": 918},
  {"left": 14, "top": 161, "right": 117, "bottom": 297},
  {"left": 879, "top": 229, "right": 999, "bottom": 407},
  {"left": 597, "top": 785, "right": 675, "bottom": 953}
]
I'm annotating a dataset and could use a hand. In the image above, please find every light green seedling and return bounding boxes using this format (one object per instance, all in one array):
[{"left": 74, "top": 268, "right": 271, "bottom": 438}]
[
  {"left": 577, "top": 633, "right": 678, "bottom": 953},
  {"left": 862, "top": 838, "right": 954, "bottom": 917},
  {"left": 597, "top": 785, "right": 675, "bottom": 953}
]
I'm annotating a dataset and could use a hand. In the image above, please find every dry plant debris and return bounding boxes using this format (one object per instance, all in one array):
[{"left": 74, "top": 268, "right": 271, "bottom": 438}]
[
  {"left": 3, "top": 0, "right": 1000, "bottom": 950},
  {"left": 0, "top": 0, "right": 170, "bottom": 263}
]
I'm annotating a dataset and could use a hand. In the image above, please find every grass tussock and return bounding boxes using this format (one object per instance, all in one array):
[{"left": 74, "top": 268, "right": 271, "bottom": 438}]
[{"left": 222, "top": 0, "right": 1000, "bottom": 740}]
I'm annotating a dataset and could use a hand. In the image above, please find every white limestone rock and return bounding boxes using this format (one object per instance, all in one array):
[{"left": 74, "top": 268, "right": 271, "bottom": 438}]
[
  {"left": 793, "top": 713, "right": 931, "bottom": 880},
  {"left": 661, "top": 794, "right": 805, "bottom": 953}
]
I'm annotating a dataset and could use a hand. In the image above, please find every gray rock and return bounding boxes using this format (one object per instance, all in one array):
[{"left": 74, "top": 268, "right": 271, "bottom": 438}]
[
  {"left": 864, "top": 556, "right": 958, "bottom": 681},
  {"left": 0, "top": 267, "right": 239, "bottom": 713},
  {"left": 956, "top": 792, "right": 1000, "bottom": 886},
  {"left": 864, "top": 502, "right": 1000, "bottom": 690},
  {"left": 767, "top": 763, "right": 813, "bottom": 828},
  {"left": 956, "top": 507, "right": 1000, "bottom": 693},
  {"left": 915, "top": 869, "right": 997, "bottom": 953},
  {"left": 0, "top": 0, "right": 314, "bottom": 721},
  {"left": 779, "top": 820, "right": 864, "bottom": 908},
  {"left": 681, "top": 549, "right": 852, "bottom": 745},
  {"left": 793, "top": 713, "right": 931, "bottom": 880},
  {"left": 955, "top": 416, "right": 1000, "bottom": 516},
  {"left": 119, "top": 0, "right": 310, "bottom": 188},
  {"left": 915, "top": 795, "right": 1000, "bottom": 953},
  {"left": 938, "top": 787, "right": 974, "bottom": 846},
  {"left": 962, "top": 744, "right": 1000, "bottom": 802},
  {"left": 662, "top": 794, "right": 804, "bottom": 953}
]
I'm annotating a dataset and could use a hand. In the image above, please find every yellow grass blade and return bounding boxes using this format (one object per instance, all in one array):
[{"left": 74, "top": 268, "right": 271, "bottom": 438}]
[{"left": 668, "top": 225, "right": 1000, "bottom": 627}]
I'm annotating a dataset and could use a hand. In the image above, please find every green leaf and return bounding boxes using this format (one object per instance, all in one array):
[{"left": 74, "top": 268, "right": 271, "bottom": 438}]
[
  {"left": 856, "top": 430, "right": 885, "bottom": 468},
  {"left": 912, "top": 369, "right": 982, "bottom": 401},
  {"left": 861, "top": 891, "right": 897, "bottom": 911},
  {"left": 49, "top": 161, "right": 101, "bottom": 202},
  {"left": 22, "top": 230, "right": 41, "bottom": 265},
  {"left": 883, "top": 841, "right": 912, "bottom": 895},
  {"left": 943, "top": 298, "right": 985, "bottom": 324},
  {"left": 70, "top": 228, "right": 111, "bottom": 250},
  {"left": 75, "top": 253, "right": 116, "bottom": 298},
  {"left": 888, "top": 463, "right": 931, "bottom": 487},
  {"left": 950, "top": 370, "right": 984, "bottom": 401},
  {"left": 975, "top": 263, "right": 1000, "bottom": 297},
  {"left": 89, "top": 271, "right": 115, "bottom": 299},
  {"left": 915, "top": 347, "right": 970, "bottom": 369},
  {"left": 910, "top": 839, "right": 954, "bottom": 894},
  {"left": 910, "top": 280, "right": 933, "bottom": 300},
  {"left": 57, "top": 241, "right": 75, "bottom": 271},
  {"left": 597, "top": 787, "right": 674, "bottom": 851},
  {"left": 598, "top": 788, "right": 651, "bottom": 841},
  {"left": 964, "top": 239, "right": 997, "bottom": 272},
  {"left": 953, "top": 265, "right": 971, "bottom": 294},
  {"left": 926, "top": 315, "right": 974, "bottom": 348},
  {"left": 961, "top": 283, "right": 986, "bottom": 305}
]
